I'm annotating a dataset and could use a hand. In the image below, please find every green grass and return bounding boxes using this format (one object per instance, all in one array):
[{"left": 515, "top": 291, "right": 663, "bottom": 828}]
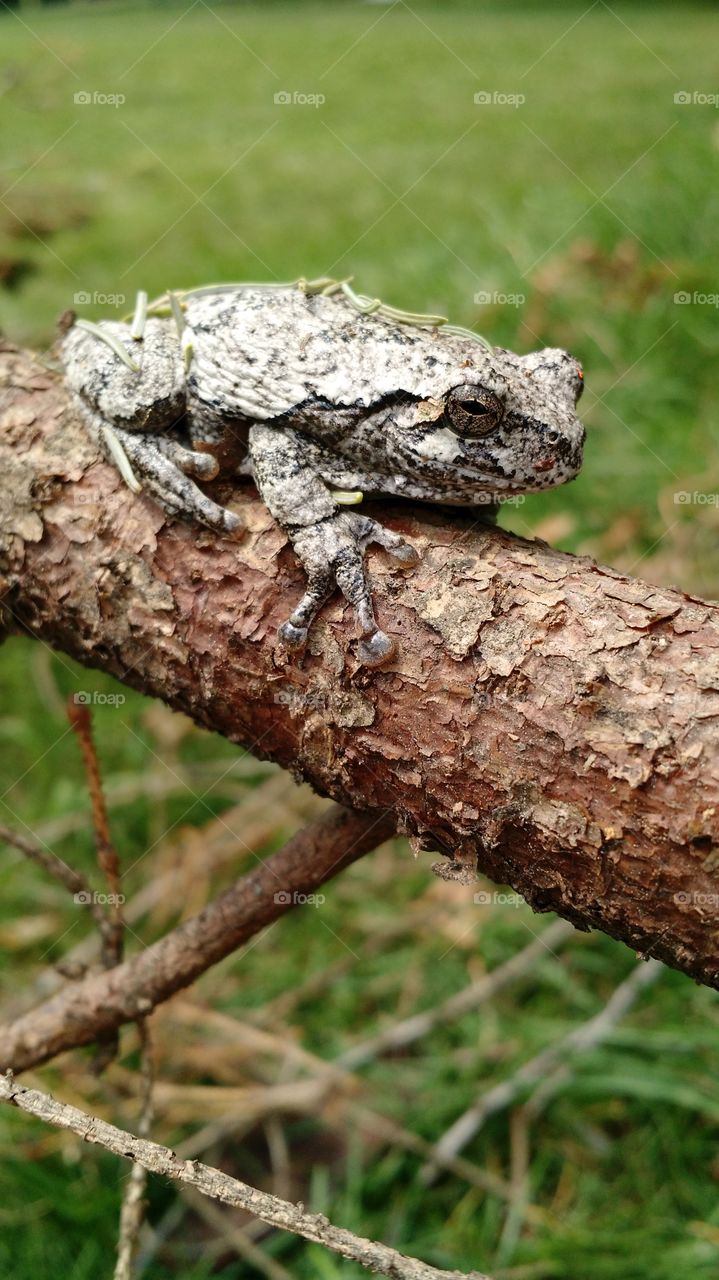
[{"left": 1, "top": 2, "right": 719, "bottom": 1278}]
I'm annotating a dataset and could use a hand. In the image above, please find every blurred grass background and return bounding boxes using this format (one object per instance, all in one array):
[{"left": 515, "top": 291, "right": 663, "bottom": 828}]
[{"left": 1, "top": 2, "right": 719, "bottom": 1277}]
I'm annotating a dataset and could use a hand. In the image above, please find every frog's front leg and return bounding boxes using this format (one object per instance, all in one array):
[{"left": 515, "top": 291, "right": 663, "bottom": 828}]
[
  {"left": 248, "top": 423, "right": 419, "bottom": 667},
  {"left": 78, "top": 406, "right": 241, "bottom": 534}
]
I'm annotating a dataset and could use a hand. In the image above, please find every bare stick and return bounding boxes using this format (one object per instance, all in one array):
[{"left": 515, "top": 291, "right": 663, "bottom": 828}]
[
  {"left": 420, "top": 957, "right": 663, "bottom": 1184},
  {"left": 0, "top": 805, "right": 395, "bottom": 1072},
  {"left": 0, "top": 1073, "right": 492, "bottom": 1280}
]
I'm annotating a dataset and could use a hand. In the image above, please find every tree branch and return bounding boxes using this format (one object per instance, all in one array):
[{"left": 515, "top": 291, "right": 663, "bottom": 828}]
[
  {"left": 0, "top": 1072, "right": 491, "bottom": 1280},
  {"left": 0, "top": 803, "right": 394, "bottom": 1072},
  {"left": 2, "top": 344, "right": 719, "bottom": 987}
]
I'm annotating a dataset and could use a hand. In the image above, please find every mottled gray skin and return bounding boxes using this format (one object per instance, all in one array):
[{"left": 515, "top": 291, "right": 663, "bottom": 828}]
[{"left": 61, "top": 285, "right": 585, "bottom": 666}]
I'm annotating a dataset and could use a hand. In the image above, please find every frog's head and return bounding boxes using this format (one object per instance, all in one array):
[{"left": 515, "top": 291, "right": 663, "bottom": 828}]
[
  {"left": 61, "top": 317, "right": 185, "bottom": 430},
  {"left": 386, "top": 344, "right": 586, "bottom": 504}
]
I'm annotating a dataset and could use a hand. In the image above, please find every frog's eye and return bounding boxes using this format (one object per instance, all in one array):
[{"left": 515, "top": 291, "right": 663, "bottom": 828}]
[{"left": 445, "top": 384, "right": 504, "bottom": 438}]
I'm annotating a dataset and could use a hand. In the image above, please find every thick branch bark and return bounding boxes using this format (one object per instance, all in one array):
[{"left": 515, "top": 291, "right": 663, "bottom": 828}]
[{"left": 2, "top": 344, "right": 719, "bottom": 987}]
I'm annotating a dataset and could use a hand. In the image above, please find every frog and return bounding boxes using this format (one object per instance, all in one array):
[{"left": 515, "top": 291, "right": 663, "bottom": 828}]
[{"left": 60, "top": 278, "right": 585, "bottom": 667}]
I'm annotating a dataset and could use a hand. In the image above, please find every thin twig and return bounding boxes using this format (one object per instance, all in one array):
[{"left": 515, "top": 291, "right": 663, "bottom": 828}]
[
  {"left": 420, "top": 958, "right": 663, "bottom": 1184},
  {"left": 0, "top": 1073, "right": 493, "bottom": 1280},
  {"left": 66, "top": 699, "right": 155, "bottom": 1273},
  {"left": 114, "top": 1020, "right": 155, "bottom": 1280},
  {"left": 68, "top": 698, "right": 124, "bottom": 967}
]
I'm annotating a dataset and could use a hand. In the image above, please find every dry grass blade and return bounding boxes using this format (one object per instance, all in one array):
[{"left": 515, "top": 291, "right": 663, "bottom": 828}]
[
  {"left": 181, "top": 1187, "right": 294, "bottom": 1280},
  {"left": 337, "top": 919, "right": 576, "bottom": 1070},
  {"left": 0, "top": 823, "right": 109, "bottom": 940},
  {"left": 420, "top": 958, "right": 664, "bottom": 1184}
]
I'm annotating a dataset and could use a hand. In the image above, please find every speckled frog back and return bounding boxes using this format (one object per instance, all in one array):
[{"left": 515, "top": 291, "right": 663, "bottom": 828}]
[{"left": 184, "top": 286, "right": 485, "bottom": 422}]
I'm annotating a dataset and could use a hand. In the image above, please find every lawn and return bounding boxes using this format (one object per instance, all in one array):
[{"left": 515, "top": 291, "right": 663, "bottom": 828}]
[{"left": 1, "top": 2, "right": 719, "bottom": 1278}]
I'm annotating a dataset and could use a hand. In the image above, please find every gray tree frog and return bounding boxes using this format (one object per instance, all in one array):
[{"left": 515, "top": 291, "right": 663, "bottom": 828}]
[{"left": 60, "top": 279, "right": 585, "bottom": 666}]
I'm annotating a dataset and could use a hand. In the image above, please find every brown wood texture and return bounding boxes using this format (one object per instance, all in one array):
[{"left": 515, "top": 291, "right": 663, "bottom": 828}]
[{"left": 1, "top": 343, "right": 718, "bottom": 989}]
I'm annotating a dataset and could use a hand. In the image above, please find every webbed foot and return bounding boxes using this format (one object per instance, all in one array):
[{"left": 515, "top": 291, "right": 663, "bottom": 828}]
[{"left": 278, "top": 512, "right": 419, "bottom": 667}]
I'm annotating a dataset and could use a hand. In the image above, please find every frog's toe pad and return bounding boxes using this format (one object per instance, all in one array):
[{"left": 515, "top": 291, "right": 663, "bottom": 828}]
[
  {"left": 358, "top": 629, "right": 396, "bottom": 668},
  {"left": 389, "top": 543, "right": 421, "bottom": 568},
  {"left": 278, "top": 620, "right": 308, "bottom": 652},
  {"left": 190, "top": 453, "right": 220, "bottom": 481}
]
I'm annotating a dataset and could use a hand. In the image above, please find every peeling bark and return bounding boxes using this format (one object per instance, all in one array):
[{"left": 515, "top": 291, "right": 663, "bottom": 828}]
[{"left": 1, "top": 344, "right": 719, "bottom": 987}]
